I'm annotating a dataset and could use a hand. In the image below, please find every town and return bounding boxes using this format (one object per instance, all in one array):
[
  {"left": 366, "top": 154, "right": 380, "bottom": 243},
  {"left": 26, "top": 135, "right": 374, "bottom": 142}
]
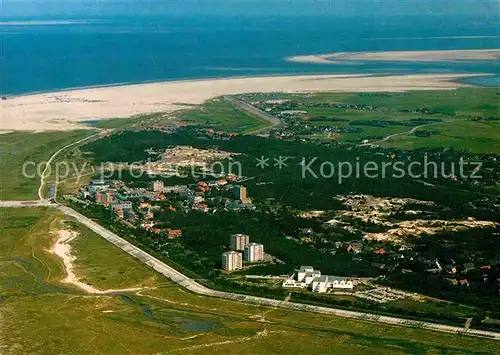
[{"left": 70, "top": 173, "right": 498, "bottom": 303}]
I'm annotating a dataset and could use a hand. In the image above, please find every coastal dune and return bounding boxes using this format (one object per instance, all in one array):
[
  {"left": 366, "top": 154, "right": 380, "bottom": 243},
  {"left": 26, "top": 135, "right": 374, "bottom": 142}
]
[{"left": 0, "top": 73, "right": 483, "bottom": 131}]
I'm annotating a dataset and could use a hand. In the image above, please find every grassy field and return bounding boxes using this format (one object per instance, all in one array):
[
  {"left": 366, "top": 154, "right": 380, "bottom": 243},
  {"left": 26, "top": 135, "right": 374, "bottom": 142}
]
[
  {"left": 1, "top": 207, "right": 499, "bottom": 355},
  {"left": 179, "top": 98, "right": 273, "bottom": 134},
  {"left": 91, "top": 112, "right": 169, "bottom": 130},
  {"left": 0, "top": 131, "right": 94, "bottom": 200},
  {"left": 239, "top": 88, "right": 500, "bottom": 153},
  {"left": 382, "top": 119, "right": 500, "bottom": 153}
]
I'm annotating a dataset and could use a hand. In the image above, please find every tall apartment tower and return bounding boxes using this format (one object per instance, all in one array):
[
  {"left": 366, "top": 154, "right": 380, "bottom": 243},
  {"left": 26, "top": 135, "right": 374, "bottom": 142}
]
[
  {"left": 152, "top": 180, "right": 164, "bottom": 193},
  {"left": 232, "top": 185, "right": 247, "bottom": 201},
  {"left": 222, "top": 251, "right": 243, "bottom": 271},
  {"left": 244, "top": 243, "right": 264, "bottom": 262},
  {"left": 230, "top": 234, "right": 250, "bottom": 251}
]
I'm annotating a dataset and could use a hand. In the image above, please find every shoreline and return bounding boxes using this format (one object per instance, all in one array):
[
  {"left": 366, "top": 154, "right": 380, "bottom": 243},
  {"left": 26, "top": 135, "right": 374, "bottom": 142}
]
[
  {"left": 0, "top": 72, "right": 492, "bottom": 132},
  {"left": 3, "top": 72, "right": 364, "bottom": 99}
]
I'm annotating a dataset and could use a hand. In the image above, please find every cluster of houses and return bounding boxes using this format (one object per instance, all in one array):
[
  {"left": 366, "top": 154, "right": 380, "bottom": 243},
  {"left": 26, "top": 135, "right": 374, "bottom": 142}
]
[
  {"left": 427, "top": 259, "right": 494, "bottom": 288},
  {"left": 282, "top": 266, "right": 355, "bottom": 293},
  {"left": 253, "top": 99, "right": 376, "bottom": 115},
  {"left": 77, "top": 177, "right": 255, "bottom": 236}
]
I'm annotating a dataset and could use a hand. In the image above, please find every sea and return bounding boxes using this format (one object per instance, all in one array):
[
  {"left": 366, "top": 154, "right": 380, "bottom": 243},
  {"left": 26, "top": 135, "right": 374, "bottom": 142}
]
[{"left": 1, "top": 14, "right": 499, "bottom": 95}]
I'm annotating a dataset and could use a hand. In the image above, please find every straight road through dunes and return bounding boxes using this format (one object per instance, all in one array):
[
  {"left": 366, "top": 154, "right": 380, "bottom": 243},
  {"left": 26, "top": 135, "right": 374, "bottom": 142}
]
[
  {"left": 57, "top": 204, "right": 500, "bottom": 341},
  {"left": 2, "top": 207, "right": 500, "bottom": 354}
]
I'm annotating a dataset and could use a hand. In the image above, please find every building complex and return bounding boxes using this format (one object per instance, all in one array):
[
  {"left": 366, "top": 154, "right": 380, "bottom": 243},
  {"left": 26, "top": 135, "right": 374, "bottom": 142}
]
[{"left": 282, "top": 266, "right": 354, "bottom": 293}]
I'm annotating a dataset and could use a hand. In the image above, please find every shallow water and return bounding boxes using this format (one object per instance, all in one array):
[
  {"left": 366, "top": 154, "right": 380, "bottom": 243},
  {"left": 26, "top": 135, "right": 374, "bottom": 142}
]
[{"left": 2, "top": 14, "right": 498, "bottom": 95}]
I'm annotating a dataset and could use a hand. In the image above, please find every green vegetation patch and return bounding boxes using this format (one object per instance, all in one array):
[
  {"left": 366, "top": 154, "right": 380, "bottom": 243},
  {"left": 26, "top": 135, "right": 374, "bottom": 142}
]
[
  {"left": 0, "top": 130, "right": 93, "bottom": 200},
  {"left": 179, "top": 97, "right": 272, "bottom": 133},
  {"left": 239, "top": 88, "right": 499, "bottom": 152},
  {"left": 2, "top": 207, "right": 499, "bottom": 354}
]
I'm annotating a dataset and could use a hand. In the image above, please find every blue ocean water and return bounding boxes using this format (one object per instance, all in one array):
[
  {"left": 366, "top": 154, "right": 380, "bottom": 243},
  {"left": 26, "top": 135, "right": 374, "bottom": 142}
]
[{"left": 1, "top": 15, "right": 499, "bottom": 95}]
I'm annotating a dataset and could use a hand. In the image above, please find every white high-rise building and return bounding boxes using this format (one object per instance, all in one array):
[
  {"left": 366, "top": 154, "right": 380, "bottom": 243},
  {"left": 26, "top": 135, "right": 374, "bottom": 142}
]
[
  {"left": 244, "top": 243, "right": 264, "bottom": 262},
  {"left": 152, "top": 180, "right": 164, "bottom": 192},
  {"left": 230, "top": 234, "right": 250, "bottom": 251},
  {"left": 222, "top": 251, "right": 243, "bottom": 271}
]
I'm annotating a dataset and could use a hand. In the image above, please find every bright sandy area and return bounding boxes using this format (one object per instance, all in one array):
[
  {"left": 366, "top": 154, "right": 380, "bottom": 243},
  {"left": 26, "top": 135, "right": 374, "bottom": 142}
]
[
  {"left": 1, "top": 73, "right": 483, "bottom": 131},
  {"left": 287, "top": 49, "right": 500, "bottom": 64},
  {"left": 50, "top": 230, "right": 143, "bottom": 294}
]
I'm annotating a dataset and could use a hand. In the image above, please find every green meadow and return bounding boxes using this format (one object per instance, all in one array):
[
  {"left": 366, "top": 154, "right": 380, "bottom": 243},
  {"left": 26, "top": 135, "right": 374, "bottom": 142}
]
[
  {"left": 1, "top": 207, "right": 499, "bottom": 355},
  {"left": 0, "top": 131, "right": 94, "bottom": 200},
  {"left": 235, "top": 88, "right": 500, "bottom": 153},
  {"left": 178, "top": 97, "right": 273, "bottom": 134}
]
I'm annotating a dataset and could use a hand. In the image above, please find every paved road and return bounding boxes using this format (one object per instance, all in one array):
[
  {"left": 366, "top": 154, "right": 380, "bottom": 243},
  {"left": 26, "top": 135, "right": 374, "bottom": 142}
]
[
  {"left": 51, "top": 204, "right": 500, "bottom": 341},
  {"left": 360, "top": 122, "right": 441, "bottom": 147},
  {"left": 2, "top": 200, "right": 500, "bottom": 340},
  {"left": 38, "top": 133, "right": 100, "bottom": 200},
  {"left": 4, "top": 115, "right": 499, "bottom": 340},
  {"left": 0, "top": 200, "right": 57, "bottom": 208},
  {"left": 224, "top": 96, "right": 282, "bottom": 133}
]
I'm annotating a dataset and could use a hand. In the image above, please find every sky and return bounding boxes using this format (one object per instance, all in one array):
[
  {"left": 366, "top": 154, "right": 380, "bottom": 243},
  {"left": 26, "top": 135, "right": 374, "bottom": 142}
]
[{"left": 1, "top": 0, "right": 499, "bottom": 18}]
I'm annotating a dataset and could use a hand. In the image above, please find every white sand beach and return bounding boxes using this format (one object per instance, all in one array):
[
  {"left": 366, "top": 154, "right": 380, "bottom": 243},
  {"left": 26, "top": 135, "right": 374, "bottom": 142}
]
[
  {"left": 0, "top": 73, "right": 485, "bottom": 132},
  {"left": 286, "top": 49, "right": 500, "bottom": 64}
]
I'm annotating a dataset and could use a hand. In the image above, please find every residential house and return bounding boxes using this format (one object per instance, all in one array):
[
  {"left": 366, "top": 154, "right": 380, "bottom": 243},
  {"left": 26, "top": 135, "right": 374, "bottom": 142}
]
[
  {"left": 445, "top": 265, "right": 457, "bottom": 274},
  {"left": 346, "top": 242, "right": 363, "bottom": 254},
  {"left": 167, "top": 229, "right": 183, "bottom": 239},
  {"left": 141, "top": 222, "right": 155, "bottom": 230},
  {"left": 459, "top": 279, "right": 470, "bottom": 287}
]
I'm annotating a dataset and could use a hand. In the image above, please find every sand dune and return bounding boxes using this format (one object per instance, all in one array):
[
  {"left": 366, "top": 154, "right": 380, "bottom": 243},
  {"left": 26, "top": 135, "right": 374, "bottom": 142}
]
[
  {"left": 0, "top": 73, "right": 483, "bottom": 132},
  {"left": 287, "top": 49, "right": 500, "bottom": 64},
  {"left": 50, "top": 230, "right": 144, "bottom": 294}
]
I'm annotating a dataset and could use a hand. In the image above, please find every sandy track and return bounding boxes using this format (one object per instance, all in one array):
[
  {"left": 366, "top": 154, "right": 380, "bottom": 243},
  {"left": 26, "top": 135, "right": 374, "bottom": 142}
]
[
  {"left": 50, "top": 230, "right": 143, "bottom": 295},
  {"left": 1, "top": 73, "right": 483, "bottom": 131}
]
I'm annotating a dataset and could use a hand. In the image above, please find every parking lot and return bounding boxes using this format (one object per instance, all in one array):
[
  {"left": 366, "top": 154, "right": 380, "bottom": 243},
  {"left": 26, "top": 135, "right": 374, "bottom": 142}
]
[{"left": 355, "top": 286, "right": 416, "bottom": 303}]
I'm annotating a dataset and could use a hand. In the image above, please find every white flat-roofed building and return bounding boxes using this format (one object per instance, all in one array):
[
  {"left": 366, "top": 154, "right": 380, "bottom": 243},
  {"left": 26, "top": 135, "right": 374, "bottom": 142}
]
[
  {"left": 244, "top": 243, "right": 264, "bottom": 262},
  {"left": 328, "top": 276, "right": 354, "bottom": 290},
  {"left": 152, "top": 180, "right": 164, "bottom": 192},
  {"left": 297, "top": 266, "right": 321, "bottom": 285},
  {"left": 297, "top": 266, "right": 314, "bottom": 282},
  {"left": 312, "top": 276, "right": 354, "bottom": 293},
  {"left": 304, "top": 271, "right": 321, "bottom": 285},
  {"left": 282, "top": 278, "right": 307, "bottom": 288},
  {"left": 312, "top": 275, "right": 329, "bottom": 293},
  {"left": 291, "top": 266, "right": 356, "bottom": 293},
  {"left": 222, "top": 251, "right": 243, "bottom": 271}
]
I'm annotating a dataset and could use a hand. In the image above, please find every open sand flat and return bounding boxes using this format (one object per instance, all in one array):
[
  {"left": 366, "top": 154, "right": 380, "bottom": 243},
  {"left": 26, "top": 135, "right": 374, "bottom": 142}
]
[
  {"left": 287, "top": 49, "right": 500, "bottom": 64},
  {"left": 0, "top": 73, "right": 483, "bottom": 131},
  {"left": 50, "top": 230, "right": 144, "bottom": 294}
]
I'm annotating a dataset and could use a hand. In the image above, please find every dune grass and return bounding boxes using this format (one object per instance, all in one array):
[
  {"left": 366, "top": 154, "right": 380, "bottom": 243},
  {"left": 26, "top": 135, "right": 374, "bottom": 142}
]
[
  {"left": 0, "top": 130, "right": 94, "bottom": 200},
  {"left": 179, "top": 98, "right": 272, "bottom": 134},
  {"left": 237, "top": 88, "right": 499, "bottom": 153},
  {"left": 1, "top": 207, "right": 499, "bottom": 354}
]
